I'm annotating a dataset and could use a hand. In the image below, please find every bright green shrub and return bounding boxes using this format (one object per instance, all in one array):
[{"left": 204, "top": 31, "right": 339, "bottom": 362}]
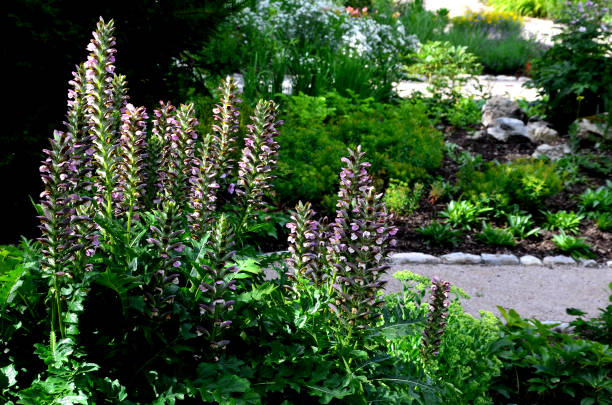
[
  {"left": 434, "top": 304, "right": 503, "bottom": 405},
  {"left": 458, "top": 158, "right": 564, "bottom": 211},
  {"left": 275, "top": 91, "right": 443, "bottom": 210},
  {"left": 384, "top": 179, "right": 423, "bottom": 215}
]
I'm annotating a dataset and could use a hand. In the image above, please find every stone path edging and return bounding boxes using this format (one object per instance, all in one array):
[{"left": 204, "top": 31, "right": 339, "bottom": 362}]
[{"left": 390, "top": 251, "right": 612, "bottom": 268}]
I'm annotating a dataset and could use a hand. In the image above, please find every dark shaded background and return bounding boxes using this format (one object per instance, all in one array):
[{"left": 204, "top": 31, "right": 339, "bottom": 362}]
[{"left": 4, "top": 0, "right": 244, "bottom": 243}]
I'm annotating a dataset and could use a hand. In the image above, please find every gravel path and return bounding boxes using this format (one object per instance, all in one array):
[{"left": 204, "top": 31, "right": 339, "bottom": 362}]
[{"left": 383, "top": 264, "right": 612, "bottom": 321}]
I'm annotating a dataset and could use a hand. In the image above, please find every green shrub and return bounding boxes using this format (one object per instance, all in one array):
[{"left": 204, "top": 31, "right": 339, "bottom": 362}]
[
  {"left": 458, "top": 158, "right": 564, "bottom": 211},
  {"left": 492, "top": 308, "right": 612, "bottom": 404},
  {"left": 434, "top": 304, "right": 503, "bottom": 405},
  {"left": 506, "top": 213, "right": 540, "bottom": 239},
  {"left": 527, "top": 1, "right": 612, "bottom": 131},
  {"left": 384, "top": 179, "right": 423, "bottom": 215},
  {"left": 275, "top": 91, "right": 443, "bottom": 210},
  {"left": 486, "top": 0, "right": 569, "bottom": 18}
]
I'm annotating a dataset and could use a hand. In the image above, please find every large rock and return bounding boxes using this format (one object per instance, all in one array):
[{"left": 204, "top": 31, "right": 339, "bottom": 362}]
[
  {"left": 527, "top": 121, "right": 560, "bottom": 144},
  {"left": 482, "top": 96, "right": 527, "bottom": 127},
  {"left": 487, "top": 117, "right": 530, "bottom": 142},
  {"left": 575, "top": 117, "right": 611, "bottom": 141},
  {"left": 532, "top": 143, "right": 571, "bottom": 161}
]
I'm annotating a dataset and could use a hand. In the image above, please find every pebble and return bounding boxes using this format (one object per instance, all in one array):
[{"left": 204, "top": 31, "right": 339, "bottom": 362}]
[
  {"left": 441, "top": 252, "right": 482, "bottom": 264},
  {"left": 578, "top": 258, "right": 598, "bottom": 268},
  {"left": 390, "top": 252, "right": 441, "bottom": 265},
  {"left": 543, "top": 255, "right": 576, "bottom": 267},
  {"left": 520, "top": 255, "right": 543, "bottom": 266},
  {"left": 481, "top": 253, "right": 519, "bottom": 266}
]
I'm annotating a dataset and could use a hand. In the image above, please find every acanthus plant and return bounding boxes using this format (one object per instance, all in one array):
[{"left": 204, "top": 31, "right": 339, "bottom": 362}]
[
  {"left": 421, "top": 276, "right": 451, "bottom": 361},
  {"left": 33, "top": 17, "right": 286, "bottom": 355},
  {"left": 285, "top": 146, "right": 397, "bottom": 329}
]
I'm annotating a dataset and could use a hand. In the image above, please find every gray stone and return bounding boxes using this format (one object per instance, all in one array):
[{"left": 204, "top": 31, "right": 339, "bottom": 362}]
[
  {"left": 487, "top": 117, "right": 530, "bottom": 142},
  {"left": 482, "top": 96, "right": 526, "bottom": 127},
  {"left": 532, "top": 143, "right": 571, "bottom": 161},
  {"left": 481, "top": 253, "right": 519, "bottom": 265},
  {"left": 526, "top": 121, "right": 560, "bottom": 144},
  {"left": 607, "top": 260, "right": 612, "bottom": 268},
  {"left": 541, "top": 321, "right": 574, "bottom": 334},
  {"left": 441, "top": 252, "right": 482, "bottom": 264},
  {"left": 520, "top": 255, "right": 543, "bottom": 266},
  {"left": 390, "top": 252, "right": 441, "bottom": 265},
  {"left": 470, "top": 129, "right": 487, "bottom": 140},
  {"left": 575, "top": 117, "right": 610, "bottom": 140},
  {"left": 578, "top": 258, "right": 598, "bottom": 268},
  {"left": 543, "top": 255, "right": 576, "bottom": 266}
]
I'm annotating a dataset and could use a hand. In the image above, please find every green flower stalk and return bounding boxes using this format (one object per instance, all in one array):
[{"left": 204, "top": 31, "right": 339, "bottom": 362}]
[
  {"left": 421, "top": 276, "right": 451, "bottom": 360},
  {"left": 188, "top": 132, "right": 220, "bottom": 238},
  {"left": 286, "top": 201, "right": 327, "bottom": 285},
  {"left": 236, "top": 100, "right": 281, "bottom": 217},
  {"left": 117, "top": 104, "right": 148, "bottom": 234},
  {"left": 148, "top": 101, "right": 177, "bottom": 207},
  {"left": 85, "top": 17, "right": 119, "bottom": 220},
  {"left": 328, "top": 146, "right": 397, "bottom": 328},
  {"left": 198, "top": 214, "right": 237, "bottom": 350},
  {"left": 111, "top": 73, "right": 129, "bottom": 135},
  {"left": 158, "top": 103, "right": 198, "bottom": 212},
  {"left": 39, "top": 130, "right": 83, "bottom": 338},
  {"left": 212, "top": 77, "right": 241, "bottom": 186}
]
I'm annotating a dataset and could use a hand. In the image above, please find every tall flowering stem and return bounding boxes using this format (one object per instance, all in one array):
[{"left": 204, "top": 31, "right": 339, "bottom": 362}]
[
  {"left": 117, "top": 104, "right": 148, "bottom": 236},
  {"left": 85, "top": 17, "right": 118, "bottom": 220},
  {"left": 328, "top": 146, "right": 397, "bottom": 328},
  {"left": 148, "top": 101, "right": 177, "bottom": 208},
  {"left": 286, "top": 201, "right": 327, "bottom": 285},
  {"left": 236, "top": 100, "right": 280, "bottom": 228},
  {"left": 188, "top": 132, "right": 220, "bottom": 238},
  {"left": 212, "top": 77, "right": 241, "bottom": 185},
  {"left": 39, "top": 131, "right": 82, "bottom": 338},
  {"left": 158, "top": 103, "right": 197, "bottom": 212},
  {"left": 111, "top": 73, "right": 129, "bottom": 135},
  {"left": 198, "top": 214, "right": 237, "bottom": 350},
  {"left": 421, "top": 277, "right": 451, "bottom": 361},
  {"left": 65, "top": 64, "right": 97, "bottom": 261}
]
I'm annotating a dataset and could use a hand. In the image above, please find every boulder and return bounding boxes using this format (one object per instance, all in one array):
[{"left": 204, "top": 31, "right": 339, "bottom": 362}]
[
  {"left": 526, "top": 121, "right": 560, "bottom": 144},
  {"left": 575, "top": 117, "right": 611, "bottom": 141},
  {"left": 487, "top": 117, "right": 530, "bottom": 142},
  {"left": 482, "top": 96, "right": 527, "bottom": 127},
  {"left": 532, "top": 143, "right": 571, "bottom": 161}
]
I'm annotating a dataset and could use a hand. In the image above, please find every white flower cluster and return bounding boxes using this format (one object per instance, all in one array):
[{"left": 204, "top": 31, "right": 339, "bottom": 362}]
[{"left": 231, "top": 0, "right": 419, "bottom": 61}]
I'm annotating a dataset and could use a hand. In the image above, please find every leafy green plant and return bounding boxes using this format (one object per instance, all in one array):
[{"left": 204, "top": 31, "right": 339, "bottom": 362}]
[
  {"left": 543, "top": 210, "right": 584, "bottom": 234},
  {"left": 458, "top": 158, "right": 564, "bottom": 211},
  {"left": 552, "top": 231, "right": 595, "bottom": 259},
  {"left": 405, "top": 40, "right": 483, "bottom": 104},
  {"left": 477, "top": 222, "right": 516, "bottom": 246},
  {"left": 446, "top": 97, "right": 485, "bottom": 129},
  {"left": 594, "top": 212, "right": 612, "bottom": 232},
  {"left": 527, "top": 0, "right": 612, "bottom": 130},
  {"left": 578, "top": 183, "right": 612, "bottom": 215},
  {"left": 506, "top": 213, "right": 540, "bottom": 239},
  {"left": 275, "top": 91, "right": 443, "bottom": 211},
  {"left": 439, "top": 200, "right": 493, "bottom": 230},
  {"left": 492, "top": 307, "right": 612, "bottom": 404},
  {"left": 567, "top": 282, "right": 612, "bottom": 345},
  {"left": 486, "top": 0, "right": 569, "bottom": 18},
  {"left": 417, "top": 222, "right": 463, "bottom": 246},
  {"left": 384, "top": 179, "right": 423, "bottom": 215}
]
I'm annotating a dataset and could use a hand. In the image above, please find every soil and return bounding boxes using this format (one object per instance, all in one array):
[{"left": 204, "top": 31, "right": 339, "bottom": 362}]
[{"left": 393, "top": 127, "right": 612, "bottom": 262}]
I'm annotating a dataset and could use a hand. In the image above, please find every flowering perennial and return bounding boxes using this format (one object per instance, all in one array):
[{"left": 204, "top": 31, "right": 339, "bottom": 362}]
[{"left": 421, "top": 276, "right": 451, "bottom": 359}]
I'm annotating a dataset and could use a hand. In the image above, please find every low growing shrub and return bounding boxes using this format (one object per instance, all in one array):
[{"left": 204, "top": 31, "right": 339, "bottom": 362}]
[
  {"left": 543, "top": 210, "right": 584, "bottom": 234},
  {"left": 275, "top": 91, "right": 443, "bottom": 211},
  {"left": 417, "top": 222, "right": 463, "bottom": 246},
  {"left": 552, "top": 231, "right": 595, "bottom": 259},
  {"left": 477, "top": 222, "right": 517, "bottom": 247},
  {"left": 384, "top": 179, "right": 423, "bottom": 215},
  {"left": 439, "top": 200, "right": 493, "bottom": 231}
]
